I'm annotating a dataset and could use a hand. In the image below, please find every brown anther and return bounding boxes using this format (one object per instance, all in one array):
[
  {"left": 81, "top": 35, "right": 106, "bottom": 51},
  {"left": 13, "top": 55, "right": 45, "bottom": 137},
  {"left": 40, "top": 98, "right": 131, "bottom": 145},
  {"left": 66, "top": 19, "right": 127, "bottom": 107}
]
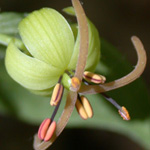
[
  {"left": 75, "top": 99, "right": 88, "bottom": 120},
  {"left": 83, "top": 71, "right": 106, "bottom": 84},
  {"left": 80, "top": 96, "right": 93, "bottom": 118},
  {"left": 70, "top": 77, "right": 81, "bottom": 92},
  {"left": 50, "top": 83, "right": 63, "bottom": 106},
  {"left": 38, "top": 118, "right": 56, "bottom": 141},
  {"left": 118, "top": 106, "right": 130, "bottom": 121}
]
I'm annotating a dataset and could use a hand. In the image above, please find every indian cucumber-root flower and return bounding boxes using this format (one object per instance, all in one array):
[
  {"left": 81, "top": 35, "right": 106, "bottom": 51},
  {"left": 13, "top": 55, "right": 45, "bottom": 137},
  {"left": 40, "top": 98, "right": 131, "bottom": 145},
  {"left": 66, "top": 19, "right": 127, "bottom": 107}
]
[
  {"left": 3, "top": 0, "right": 147, "bottom": 150},
  {"left": 5, "top": 7, "right": 100, "bottom": 96}
]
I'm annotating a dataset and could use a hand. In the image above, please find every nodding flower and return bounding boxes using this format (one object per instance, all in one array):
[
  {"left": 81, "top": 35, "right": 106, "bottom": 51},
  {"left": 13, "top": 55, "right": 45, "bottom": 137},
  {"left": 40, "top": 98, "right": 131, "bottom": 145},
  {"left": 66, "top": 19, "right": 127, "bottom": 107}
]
[{"left": 4, "top": 0, "right": 147, "bottom": 150}]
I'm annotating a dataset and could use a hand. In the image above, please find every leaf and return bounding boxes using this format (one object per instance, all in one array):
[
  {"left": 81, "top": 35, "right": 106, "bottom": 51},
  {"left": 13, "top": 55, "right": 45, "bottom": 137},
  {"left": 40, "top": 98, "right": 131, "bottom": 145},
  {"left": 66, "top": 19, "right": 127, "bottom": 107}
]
[
  {"left": 0, "top": 12, "right": 26, "bottom": 56},
  {"left": 0, "top": 12, "right": 25, "bottom": 35}
]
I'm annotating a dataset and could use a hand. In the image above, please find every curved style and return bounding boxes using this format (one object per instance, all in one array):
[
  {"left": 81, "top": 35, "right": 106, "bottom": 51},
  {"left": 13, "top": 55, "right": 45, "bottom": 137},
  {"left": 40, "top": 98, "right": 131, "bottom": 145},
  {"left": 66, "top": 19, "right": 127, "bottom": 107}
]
[{"left": 79, "top": 36, "right": 147, "bottom": 94}]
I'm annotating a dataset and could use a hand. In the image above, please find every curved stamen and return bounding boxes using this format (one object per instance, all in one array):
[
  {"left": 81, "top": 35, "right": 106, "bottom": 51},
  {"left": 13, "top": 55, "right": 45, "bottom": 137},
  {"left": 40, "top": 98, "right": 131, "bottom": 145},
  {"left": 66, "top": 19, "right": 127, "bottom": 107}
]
[
  {"left": 33, "top": 0, "right": 89, "bottom": 149},
  {"left": 79, "top": 36, "right": 147, "bottom": 94},
  {"left": 101, "top": 93, "right": 130, "bottom": 120},
  {"left": 37, "top": 84, "right": 64, "bottom": 142}
]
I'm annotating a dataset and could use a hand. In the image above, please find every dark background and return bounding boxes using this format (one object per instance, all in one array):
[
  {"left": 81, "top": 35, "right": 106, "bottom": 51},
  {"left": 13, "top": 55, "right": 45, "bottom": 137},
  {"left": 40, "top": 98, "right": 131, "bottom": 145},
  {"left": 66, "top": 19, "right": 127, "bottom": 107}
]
[{"left": 0, "top": 0, "right": 149, "bottom": 149}]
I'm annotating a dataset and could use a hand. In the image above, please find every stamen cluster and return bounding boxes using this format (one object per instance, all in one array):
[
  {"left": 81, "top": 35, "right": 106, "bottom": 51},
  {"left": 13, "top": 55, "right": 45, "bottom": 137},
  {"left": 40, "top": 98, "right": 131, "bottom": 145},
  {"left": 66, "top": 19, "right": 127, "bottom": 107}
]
[{"left": 38, "top": 70, "right": 130, "bottom": 142}]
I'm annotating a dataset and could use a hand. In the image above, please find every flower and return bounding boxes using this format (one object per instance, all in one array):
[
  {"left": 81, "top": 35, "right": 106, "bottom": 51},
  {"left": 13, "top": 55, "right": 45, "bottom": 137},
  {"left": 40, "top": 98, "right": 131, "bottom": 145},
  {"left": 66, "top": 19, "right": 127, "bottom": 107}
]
[
  {"left": 5, "top": 7, "right": 100, "bottom": 96},
  {"left": 5, "top": 1, "right": 100, "bottom": 148},
  {"left": 4, "top": 0, "right": 147, "bottom": 150}
]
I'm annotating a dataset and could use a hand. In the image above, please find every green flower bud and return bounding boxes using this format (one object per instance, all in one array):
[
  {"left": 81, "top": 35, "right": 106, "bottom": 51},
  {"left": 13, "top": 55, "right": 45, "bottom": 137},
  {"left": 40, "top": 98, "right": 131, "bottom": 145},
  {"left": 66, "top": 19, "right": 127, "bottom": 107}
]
[{"left": 5, "top": 7, "right": 100, "bottom": 96}]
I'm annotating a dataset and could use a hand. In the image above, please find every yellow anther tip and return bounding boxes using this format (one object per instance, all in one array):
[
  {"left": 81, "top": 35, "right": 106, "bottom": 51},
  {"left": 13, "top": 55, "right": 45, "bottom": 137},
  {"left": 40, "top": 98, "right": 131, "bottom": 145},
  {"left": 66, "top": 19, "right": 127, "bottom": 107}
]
[
  {"left": 119, "top": 106, "right": 130, "bottom": 121},
  {"left": 70, "top": 77, "right": 81, "bottom": 92}
]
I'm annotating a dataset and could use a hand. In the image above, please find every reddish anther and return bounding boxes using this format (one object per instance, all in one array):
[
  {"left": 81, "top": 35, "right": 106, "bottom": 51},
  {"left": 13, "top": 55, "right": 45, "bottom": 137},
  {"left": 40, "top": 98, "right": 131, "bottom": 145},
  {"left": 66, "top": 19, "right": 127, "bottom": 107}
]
[
  {"left": 44, "top": 121, "right": 57, "bottom": 142},
  {"left": 38, "top": 118, "right": 51, "bottom": 140},
  {"left": 38, "top": 119, "right": 47, "bottom": 139},
  {"left": 38, "top": 118, "right": 56, "bottom": 142}
]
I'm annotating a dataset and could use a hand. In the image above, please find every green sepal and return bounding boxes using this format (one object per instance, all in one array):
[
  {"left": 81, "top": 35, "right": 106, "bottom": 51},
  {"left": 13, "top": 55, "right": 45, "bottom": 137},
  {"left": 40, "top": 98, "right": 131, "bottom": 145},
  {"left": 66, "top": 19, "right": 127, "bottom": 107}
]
[
  {"left": 64, "top": 7, "right": 101, "bottom": 72},
  {"left": 29, "top": 87, "right": 53, "bottom": 97},
  {"left": 5, "top": 41, "right": 62, "bottom": 90},
  {"left": 63, "top": 7, "right": 76, "bottom": 16}
]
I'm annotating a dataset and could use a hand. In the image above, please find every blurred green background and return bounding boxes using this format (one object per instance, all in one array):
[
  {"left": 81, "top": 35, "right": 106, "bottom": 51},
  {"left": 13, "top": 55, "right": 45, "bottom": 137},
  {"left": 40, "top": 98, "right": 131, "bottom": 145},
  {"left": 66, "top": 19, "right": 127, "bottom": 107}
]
[{"left": 0, "top": 0, "right": 150, "bottom": 150}]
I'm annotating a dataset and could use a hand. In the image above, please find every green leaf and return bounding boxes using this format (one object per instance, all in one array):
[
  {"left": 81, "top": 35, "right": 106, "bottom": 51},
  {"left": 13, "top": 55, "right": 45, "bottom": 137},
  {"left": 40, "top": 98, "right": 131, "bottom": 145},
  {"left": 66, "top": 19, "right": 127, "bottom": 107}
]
[
  {"left": 0, "top": 12, "right": 25, "bottom": 35},
  {"left": 19, "top": 8, "right": 74, "bottom": 70},
  {"left": 0, "top": 12, "right": 27, "bottom": 56}
]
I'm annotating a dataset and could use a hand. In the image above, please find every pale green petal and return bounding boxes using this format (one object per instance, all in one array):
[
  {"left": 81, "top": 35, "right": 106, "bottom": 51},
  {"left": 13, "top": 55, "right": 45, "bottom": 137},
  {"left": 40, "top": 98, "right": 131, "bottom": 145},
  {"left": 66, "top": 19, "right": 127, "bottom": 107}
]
[
  {"left": 5, "top": 41, "right": 62, "bottom": 90},
  {"left": 19, "top": 8, "right": 74, "bottom": 70},
  {"left": 29, "top": 87, "right": 53, "bottom": 96},
  {"left": 67, "top": 24, "right": 80, "bottom": 70}
]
